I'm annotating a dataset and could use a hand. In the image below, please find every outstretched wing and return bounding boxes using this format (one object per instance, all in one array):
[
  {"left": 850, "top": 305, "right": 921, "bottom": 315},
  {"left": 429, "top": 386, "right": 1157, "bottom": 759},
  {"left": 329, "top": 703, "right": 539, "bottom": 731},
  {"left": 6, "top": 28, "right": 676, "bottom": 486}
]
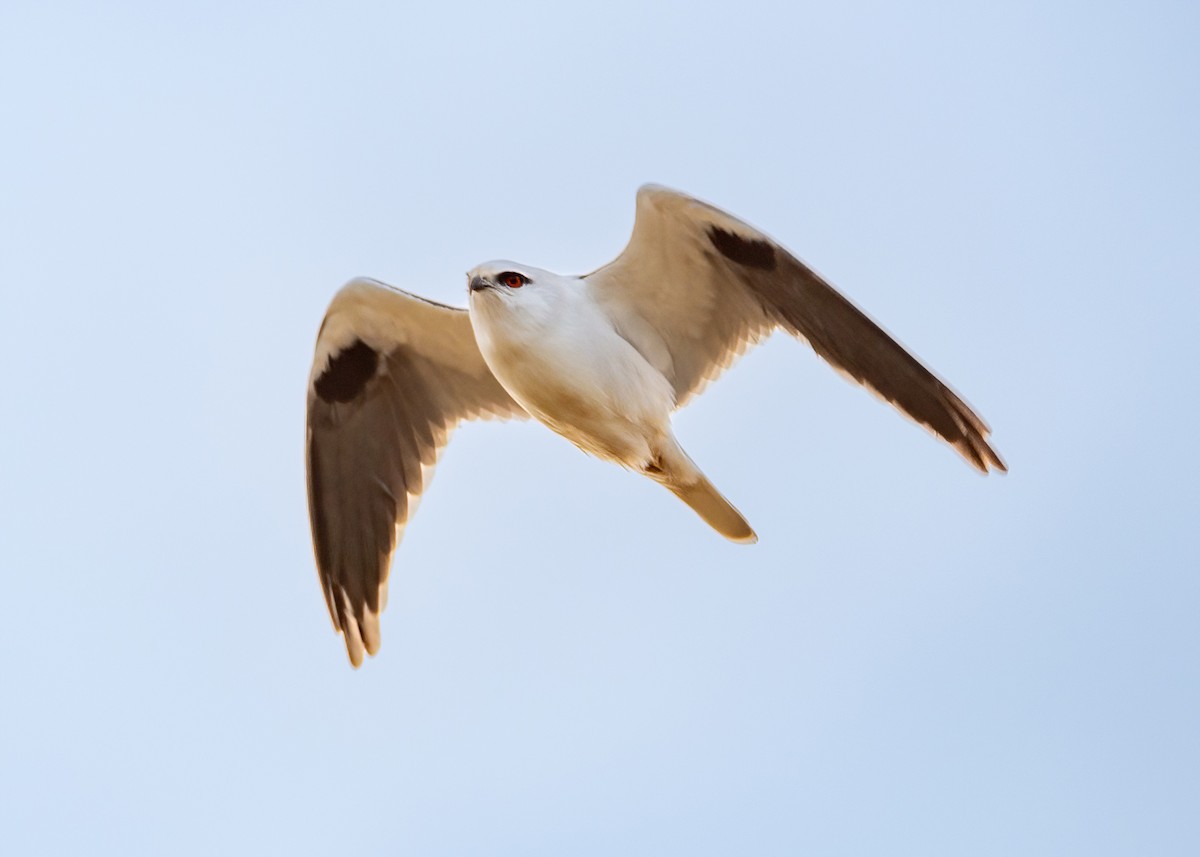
[
  {"left": 306, "top": 278, "right": 526, "bottom": 666},
  {"left": 586, "top": 185, "right": 1005, "bottom": 473}
]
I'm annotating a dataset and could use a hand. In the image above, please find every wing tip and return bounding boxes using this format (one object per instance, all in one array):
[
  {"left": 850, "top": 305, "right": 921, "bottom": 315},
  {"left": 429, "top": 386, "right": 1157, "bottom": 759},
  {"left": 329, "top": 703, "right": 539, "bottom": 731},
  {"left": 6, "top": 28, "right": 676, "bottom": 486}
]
[
  {"left": 342, "top": 622, "right": 366, "bottom": 669},
  {"left": 958, "top": 434, "right": 1007, "bottom": 475},
  {"left": 982, "top": 447, "right": 1008, "bottom": 475},
  {"left": 340, "top": 618, "right": 381, "bottom": 669},
  {"left": 330, "top": 587, "right": 384, "bottom": 669}
]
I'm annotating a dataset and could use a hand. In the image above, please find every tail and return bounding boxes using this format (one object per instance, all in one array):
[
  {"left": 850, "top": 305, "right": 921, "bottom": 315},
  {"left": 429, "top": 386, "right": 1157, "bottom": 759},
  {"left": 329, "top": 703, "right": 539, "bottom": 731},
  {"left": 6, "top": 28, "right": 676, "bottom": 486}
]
[{"left": 667, "top": 473, "right": 757, "bottom": 544}]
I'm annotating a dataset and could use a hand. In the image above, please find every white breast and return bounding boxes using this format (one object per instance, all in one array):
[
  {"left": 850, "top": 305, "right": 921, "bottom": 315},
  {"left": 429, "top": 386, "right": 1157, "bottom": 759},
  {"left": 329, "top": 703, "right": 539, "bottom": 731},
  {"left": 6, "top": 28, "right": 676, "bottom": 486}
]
[{"left": 469, "top": 274, "right": 676, "bottom": 466}]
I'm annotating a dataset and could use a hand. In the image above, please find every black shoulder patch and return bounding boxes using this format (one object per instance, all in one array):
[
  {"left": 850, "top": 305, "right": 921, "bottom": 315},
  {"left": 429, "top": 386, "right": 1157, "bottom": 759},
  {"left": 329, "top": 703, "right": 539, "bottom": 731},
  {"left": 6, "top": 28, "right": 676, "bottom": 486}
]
[
  {"left": 708, "top": 226, "right": 777, "bottom": 271},
  {"left": 315, "top": 339, "right": 379, "bottom": 403}
]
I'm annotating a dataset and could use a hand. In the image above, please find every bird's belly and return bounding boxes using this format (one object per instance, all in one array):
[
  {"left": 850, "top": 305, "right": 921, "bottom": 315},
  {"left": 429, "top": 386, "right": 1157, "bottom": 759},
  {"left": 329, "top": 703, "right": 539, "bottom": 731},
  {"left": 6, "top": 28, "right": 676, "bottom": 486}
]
[
  {"left": 486, "top": 336, "right": 670, "bottom": 467},
  {"left": 507, "top": 369, "right": 650, "bottom": 464}
]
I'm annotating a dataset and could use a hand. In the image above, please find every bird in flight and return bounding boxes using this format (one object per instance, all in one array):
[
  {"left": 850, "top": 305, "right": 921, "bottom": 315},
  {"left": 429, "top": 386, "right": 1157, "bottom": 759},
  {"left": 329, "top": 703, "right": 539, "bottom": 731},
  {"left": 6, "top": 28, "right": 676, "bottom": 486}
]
[{"left": 306, "top": 185, "right": 1006, "bottom": 666}]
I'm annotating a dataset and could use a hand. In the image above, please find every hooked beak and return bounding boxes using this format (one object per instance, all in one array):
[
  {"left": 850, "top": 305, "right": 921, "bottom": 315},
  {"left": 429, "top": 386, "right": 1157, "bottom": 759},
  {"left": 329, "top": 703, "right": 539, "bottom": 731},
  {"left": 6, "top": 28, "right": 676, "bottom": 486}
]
[{"left": 469, "top": 275, "right": 492, "bottom": 293}]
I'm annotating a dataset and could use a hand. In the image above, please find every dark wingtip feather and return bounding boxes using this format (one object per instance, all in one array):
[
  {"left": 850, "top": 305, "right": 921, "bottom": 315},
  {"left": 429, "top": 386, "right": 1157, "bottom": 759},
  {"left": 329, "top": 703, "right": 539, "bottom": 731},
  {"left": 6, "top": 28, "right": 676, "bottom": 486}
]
[
  {"left": 958, "top": 432, "right": 1006, "bottom": 474},
  {"left": 983, "top": 444, "right": 1008, "bottom": 474}
]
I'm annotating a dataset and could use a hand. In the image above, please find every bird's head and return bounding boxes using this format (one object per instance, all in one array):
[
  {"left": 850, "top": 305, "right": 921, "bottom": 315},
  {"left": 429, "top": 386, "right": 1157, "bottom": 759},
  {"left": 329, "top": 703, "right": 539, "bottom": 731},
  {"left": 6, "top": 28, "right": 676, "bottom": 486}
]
[
  {"left": 467, "top": 262, "right": 577, "bottom": 336},
  {"left": 466, "top": 261, "right": 549, "bottom": 298}
]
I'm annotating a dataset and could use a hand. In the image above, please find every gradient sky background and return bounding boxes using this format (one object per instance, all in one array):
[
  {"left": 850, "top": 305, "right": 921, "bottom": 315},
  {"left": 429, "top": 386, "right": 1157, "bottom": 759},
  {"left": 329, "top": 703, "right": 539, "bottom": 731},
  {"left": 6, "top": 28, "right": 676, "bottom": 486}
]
[{"left": 2, "top": 1, "right": 1198, "bottom": 854}]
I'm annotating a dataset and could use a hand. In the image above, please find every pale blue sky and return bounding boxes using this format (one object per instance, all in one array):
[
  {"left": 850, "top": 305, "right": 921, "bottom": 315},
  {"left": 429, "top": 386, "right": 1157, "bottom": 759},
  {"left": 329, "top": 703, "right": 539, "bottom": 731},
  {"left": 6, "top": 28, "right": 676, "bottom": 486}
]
[{"left": 2, "top": 1, "right": 1197, "bottom": 854}]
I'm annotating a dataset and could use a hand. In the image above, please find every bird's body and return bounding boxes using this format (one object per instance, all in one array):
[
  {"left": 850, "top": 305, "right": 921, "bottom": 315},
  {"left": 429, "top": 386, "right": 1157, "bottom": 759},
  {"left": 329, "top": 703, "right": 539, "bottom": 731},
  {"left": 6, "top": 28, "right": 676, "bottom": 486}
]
[
  {"left": 470, "top": 264, "right": 673, "bottom": 466},
  {"left": 468, "top": 261, "right": 755, "bottom": 541},
  {"left": 306, "top": 185, "right": 1006, "bottom": 665}
]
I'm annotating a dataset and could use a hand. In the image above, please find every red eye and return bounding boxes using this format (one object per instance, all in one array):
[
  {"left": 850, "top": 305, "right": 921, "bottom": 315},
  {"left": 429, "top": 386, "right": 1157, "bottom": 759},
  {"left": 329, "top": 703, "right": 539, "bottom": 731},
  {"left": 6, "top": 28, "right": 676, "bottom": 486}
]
[{"left": 502, "top": 273, "right": 525, "bottom": 288}]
